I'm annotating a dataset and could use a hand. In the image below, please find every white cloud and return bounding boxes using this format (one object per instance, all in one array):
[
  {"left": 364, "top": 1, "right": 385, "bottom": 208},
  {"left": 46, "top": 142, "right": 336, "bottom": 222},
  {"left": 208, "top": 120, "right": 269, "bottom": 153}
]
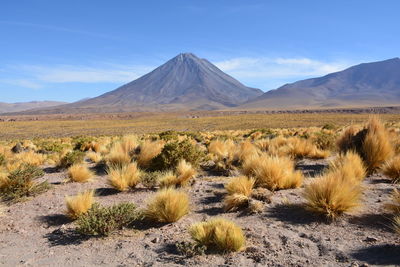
[
  {"left": 215, "top": 57, "right": 354, "bottom": 79},
  {"left": 1, "top": 79, "right": 43, "bottom": 89}
]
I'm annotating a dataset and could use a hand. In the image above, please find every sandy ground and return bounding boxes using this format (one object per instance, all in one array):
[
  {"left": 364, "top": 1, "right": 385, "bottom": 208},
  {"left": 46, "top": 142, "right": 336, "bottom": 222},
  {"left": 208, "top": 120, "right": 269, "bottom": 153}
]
[{"left": 1, "top": 159, "right": 400, "bottom": 267}]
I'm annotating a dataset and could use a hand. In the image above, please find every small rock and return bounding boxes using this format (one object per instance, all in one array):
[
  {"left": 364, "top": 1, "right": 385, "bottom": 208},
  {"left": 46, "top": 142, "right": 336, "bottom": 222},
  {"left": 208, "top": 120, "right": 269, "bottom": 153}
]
[
  {"left": 364, "top": 236, "right": 378, "bottom": 242},
  {"left": 151, "top": 237, "right": 160, "bottom": 243},
  {"left": 11, "top": 143, "right": 23, "bottom": 153}
]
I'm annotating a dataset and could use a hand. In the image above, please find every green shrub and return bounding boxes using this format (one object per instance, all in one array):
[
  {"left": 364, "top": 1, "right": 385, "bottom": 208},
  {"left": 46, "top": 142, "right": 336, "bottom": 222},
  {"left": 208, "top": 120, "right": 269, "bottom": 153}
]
[
  {"left": 36, "top": 140, "right": 70, "bottom": 153},
  {"left": 141, "top": 171, "right": 161, "bottom": 188},
  {"left": 72, "top": 136, "right": 95, "bottom": 151},
  {"left": 0, "top": 154, "right": 5, "bottom": 166},
  {"left": 313, "top": 131, "right": 337, "bottom": 150},
  {"left": 176, "top": 241, "right": 207, "bottom": 257},
  {"left": 322, "top": 123, "right": 337, "bottom": 130},
  {"left": 58, "top": 151, "right": 85, "bottom": 169},
  {"left": 158, "top": 130, "right": 180, "bottom": 141},
  {"left": 149, "top": 140, "right": 205, "bottom": 171},
  {"left": 0, "top": 164, "right": 49, "bottom": 202},
  {"left": 76, "top": 203, "right": 141, "bottom": 236}
]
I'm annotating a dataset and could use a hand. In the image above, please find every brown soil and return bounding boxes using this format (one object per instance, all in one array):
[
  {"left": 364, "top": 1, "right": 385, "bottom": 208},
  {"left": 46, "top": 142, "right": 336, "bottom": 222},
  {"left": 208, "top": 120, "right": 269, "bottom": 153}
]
[{"left": 1, "top": 159, "right": 399, "bottom": 266}]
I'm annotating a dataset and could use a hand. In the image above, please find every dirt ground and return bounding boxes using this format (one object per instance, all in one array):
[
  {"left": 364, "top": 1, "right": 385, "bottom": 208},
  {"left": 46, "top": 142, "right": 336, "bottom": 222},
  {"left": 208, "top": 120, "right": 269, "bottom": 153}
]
[{"left": 1, "top": 159, "right": 400, "bottom": 267}]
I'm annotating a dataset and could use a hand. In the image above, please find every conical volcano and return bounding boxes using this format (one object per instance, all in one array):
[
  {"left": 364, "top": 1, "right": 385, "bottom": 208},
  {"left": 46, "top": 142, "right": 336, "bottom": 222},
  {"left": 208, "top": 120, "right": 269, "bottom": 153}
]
[{"left": 60, "top": 53, "right": 263, "bottom": 112}]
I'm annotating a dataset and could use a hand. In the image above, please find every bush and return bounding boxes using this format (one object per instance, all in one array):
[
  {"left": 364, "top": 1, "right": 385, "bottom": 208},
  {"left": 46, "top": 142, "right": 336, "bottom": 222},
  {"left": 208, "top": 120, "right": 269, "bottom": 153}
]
[
  {"left": 58, "top": 151, "right": 85, "bottom": 169},
  {"left": 150, "top": 140, "right": 205, "bottom": 171},
  {"left": 312, "top": 131, "right": 337, "bottom": 151},
  {"left": 107, "top": 162, "right": 141, "bottom": 191},
  {"left": 76, "top": 202, "right": 140, "bottom": 236},
  {"left": 303, "top": 172, "right": 362, "bottom": 219},
  {"left": 176, "top": 241, "right": 207, "bottom": 257},
  {"left": 144, "top": 188, "right": 189, "bottom": 223},
  {"left": 67, "top": 164, "right": 93, "bottom": 183},
  {"left": 0, "top": 164, "right": 48, "bottom": 202},
  {"left": 243, "top": 154, "right": 303, "bottom": 190},
  {"left": 189, "top": 218, "right": 245, "bottom": 252},
  {"left": 141, "top": 171, "right": 161, "bottom": 188},
  {"left": 382, "top": 156, "right": 400, "bottom": 183},
  {"left": 0, "top": 154, "right": 5, "bottom": 166},
  {"left": 159, "top": 130, "right": 179, "bottom": 141},
  {"left": 65, "top": 190, "right": 95, "bottom": 219}
]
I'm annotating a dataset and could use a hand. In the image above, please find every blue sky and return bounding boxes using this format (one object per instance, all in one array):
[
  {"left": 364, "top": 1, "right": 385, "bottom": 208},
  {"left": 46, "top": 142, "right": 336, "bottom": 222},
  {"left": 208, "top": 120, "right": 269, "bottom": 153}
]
[{"left": 1, "top": 0, "right": 399, "bottom": 103}]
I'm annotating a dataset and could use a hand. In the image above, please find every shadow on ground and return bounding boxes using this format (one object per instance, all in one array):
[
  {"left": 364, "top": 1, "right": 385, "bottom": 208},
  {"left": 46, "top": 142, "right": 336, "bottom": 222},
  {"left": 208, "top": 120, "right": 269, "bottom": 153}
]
[
  {"left": 267, "top": 203, "right": 323, "bottom": 224},
  {"left": 38, "top": 214, "right": 72, "bottom": 227},
  {"left": 351, "top": 244, "right": 400, "bottom": 265}
]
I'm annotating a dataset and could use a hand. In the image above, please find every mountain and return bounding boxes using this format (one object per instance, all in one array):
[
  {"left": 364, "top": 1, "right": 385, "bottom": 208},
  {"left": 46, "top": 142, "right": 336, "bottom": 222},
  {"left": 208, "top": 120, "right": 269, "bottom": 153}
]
[
  {"left": 0, "top": 101, "right": 67, "bottom": 113},
  {"left": 240, "top": 58, "right": 400, "bottom": 109},
  {"left": 25, "top": 53, "right": 263, "bottom": 114}
]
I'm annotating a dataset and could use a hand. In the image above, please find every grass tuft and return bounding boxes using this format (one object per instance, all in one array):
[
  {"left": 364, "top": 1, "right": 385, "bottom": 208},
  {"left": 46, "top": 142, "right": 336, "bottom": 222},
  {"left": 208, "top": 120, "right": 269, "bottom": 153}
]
[
  {"left": 107, "top": 162, "right": 141, "bottom": 191},
  {"left": 67, "top": 164, "right": 94, "bottom": 183},
  {"left": 144, "top": 188, "right": 189, "bottom": 223},
  {"left": 65, "top": 190, "right": 95, "bottom": 219},
  {"left": 189, "top": 218, "right": 245, "bottom": 252},
  {"left": 329, "top": 151, "right": 366, "bottom": 182},
  {"left": 382, "top": 156, "right": 400, "bottom": 183}
]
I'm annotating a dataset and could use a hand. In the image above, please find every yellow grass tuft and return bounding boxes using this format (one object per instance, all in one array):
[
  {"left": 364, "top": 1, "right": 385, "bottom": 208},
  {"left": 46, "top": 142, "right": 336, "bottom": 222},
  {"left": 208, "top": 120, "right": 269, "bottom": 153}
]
[
  {"left": 329, "top": 151, "right": 366, "bottom": 182},
  {"left": 144, "top": 188, "right": 189, "bottom": 223},
  {"left": 362, "top": 117, "right": 394, "bottom": 174},
  {"left": 136, "top": 140, "right": 164, "bottom": 168},
  {"left": 189, "top": 218, "right": 245, "bottom": 252},
  {"left": 86, "top": 151, "right": 102, "bottom": 163},
  {"left": 13, "top": 151, "right": 45, "bottom": 166},
  {"left": 208, "top": 139, "right": 237, "bottom": 161},
  {"left": 225, "top": 176, "right": 255, "bottom": 197},
  {"left": 243, "top": 154, "right": 303, "bottom": 190},
  {"left": 385, "top": 189, "right": 400, "bottom": 214},
  {"left": 67, "top": 164, "right": 94, "bottom": 183},
  {"left": 235, "top": 141, "right": 259, "bottom": 162},
  {"left": 223, "top": 193, "right": 249, "bottom": 212},
  {"left": 120, "top": 135, "right": 139, "bottom": 154},
  {"left": 382, "top": 156, "right": 400, "bottom": 183},
  {"left": 107, "top": 162, "right": 142, "bottom": 191},
  {"left": 393, "top": 216, "right": 400, "bottom": 234},
  {"left": 175, "top": 159, "right": 197, "bottom": 186},
  {"left": 303, "top": 172, "right": 362, "bottom": 219},
  {"left": 65, "top": 190, "right": 95, "bottom": 219},
  {"left": 106, "top": 142, "right": 131, "bottom": 167},
  {"left": 158, "top": 171, "right": 178, "bottom": 188}
]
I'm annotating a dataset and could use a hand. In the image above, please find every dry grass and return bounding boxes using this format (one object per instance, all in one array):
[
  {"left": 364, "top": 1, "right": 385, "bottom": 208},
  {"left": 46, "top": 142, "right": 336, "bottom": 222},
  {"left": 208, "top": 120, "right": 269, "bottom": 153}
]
[
  {"left": 223, "top": 194, "right": 250, "bottom": 212},
  {"left": 86, "top": 151, "right": 102, "bottom": 163},
  {"left": 385, "top": 189, "right": 400, "bottom": 214},
  {"left": 175, "top": 159, "right": 197, "bottom": 186},
  {"left": 362, "top": 117, "right": 394, "bottom": 174},
  {"left": 393, "top": 216, "right": 400, "bottom": 234},
  {"left": 144, "top": 188, "right": 189, "bottom": 223},
  {"left": 382, "top": 156, "right": 400, "bottom": 183},
  {"left": 235, "top": 141, "right": 259, "bottom": 162},
  {"left": 106, "top": 143, "right": 131, "bottom": 167},
  {"left": 225, "top": 176, "right": 255, "bottom": 197},
  {"left": 286, "top": 137, "right": 330, "bottom": 159},
  {"left": 243, "top": 154, "right": 303, "bottom": 190},
  {"left": 120, "top": 134, "right": 139, "bottom": 154},
  {"left": 67, "top": 164, "right": 94, "bottom": 183},
  {"left": 13, "top": 151, "right": 45, "bottom": 166},
  {"left": 337, "top": 117, "right": 394, "bottom": 174},
  {"left": 189, "top": 218, "right": 245, "bottom": 252},
  {"left": 65, "top": 190, "right": 95, "bottom": 219},
  {"left": 329, "top": 151, "right": 366, "bottom": 182},
  {"left": 107, "top": 162, "right": 142, "bottom": 191},
  {"left": 136, "top": 140, "right": 164, "bottom": 168},
  {"left": 303, "top": 172, "right": 363, "bottom": 219}
]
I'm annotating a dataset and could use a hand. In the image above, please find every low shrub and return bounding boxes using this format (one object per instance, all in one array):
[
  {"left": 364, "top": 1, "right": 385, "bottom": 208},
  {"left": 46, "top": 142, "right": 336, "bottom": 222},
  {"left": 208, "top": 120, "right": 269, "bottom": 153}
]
[
  {"left": 189, "top": 218, "right": 245, "bottom": 252},
  {"left": 144, "top": 188, "right": 189, "bottom": 223},
  {"left": 76, "top": 202, "right": 140, "bottom": 236},
  {"left": 150, "top": 140, "right": 205, "bottom": 171},
  {"left": 0, "top": 164, "right": 48, "bottom": 202},
  {"left": 176, "top": 241, "right": 207, "bottom": 257},
  {"left": 107, "top": 162, "right": 141, "bottom": 191},
  {"left": 67, "top": 164, "right": 94, "bottom": 183},
  {"left": 65, "top": 190, "right": 95, "bottom": 219},
  {"left": 141, "top": 171, "right": 161, "bottom": 188},
  {"left": 58, "top": 151, "right": 85, "bottom": 169}
]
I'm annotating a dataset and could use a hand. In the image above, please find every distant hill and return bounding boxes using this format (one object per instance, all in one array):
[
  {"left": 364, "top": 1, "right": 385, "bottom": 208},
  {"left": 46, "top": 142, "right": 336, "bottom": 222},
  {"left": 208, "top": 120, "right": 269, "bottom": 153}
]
[
  {"left": 0, "top": 101, "right": 67, "bottom": 113},
  {"left": 240, "top": 58, "right": 400, "bottom": 109},
  {"left": 25, "top": 53, "right": 262, "bottom": 114}
]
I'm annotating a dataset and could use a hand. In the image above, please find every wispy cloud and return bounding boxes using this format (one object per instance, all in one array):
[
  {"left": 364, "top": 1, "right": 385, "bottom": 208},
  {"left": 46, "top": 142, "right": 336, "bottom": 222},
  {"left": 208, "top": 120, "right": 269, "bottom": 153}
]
[
  {"left": 0, "top": 21, "right": 120, "bottom": 40},
  {"left": 215, "top": 57, "right": 354, "bottom": 79}
]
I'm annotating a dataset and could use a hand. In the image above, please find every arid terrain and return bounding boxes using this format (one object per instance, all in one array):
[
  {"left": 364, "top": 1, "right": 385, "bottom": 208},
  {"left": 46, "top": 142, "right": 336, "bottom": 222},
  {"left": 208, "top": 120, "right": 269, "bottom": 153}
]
[{"left": 0, "top": 117, "right": 400, "bottom": 266}]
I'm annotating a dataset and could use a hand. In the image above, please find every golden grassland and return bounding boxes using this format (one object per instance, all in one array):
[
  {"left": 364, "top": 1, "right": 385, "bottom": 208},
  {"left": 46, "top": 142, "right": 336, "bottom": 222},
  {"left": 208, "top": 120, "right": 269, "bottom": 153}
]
[
  {"left": 1, "top": 115, "right": 400, "bottom": 257},
  {"left": 1, "top": 112, "right": 400, "bottom": 139}
]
